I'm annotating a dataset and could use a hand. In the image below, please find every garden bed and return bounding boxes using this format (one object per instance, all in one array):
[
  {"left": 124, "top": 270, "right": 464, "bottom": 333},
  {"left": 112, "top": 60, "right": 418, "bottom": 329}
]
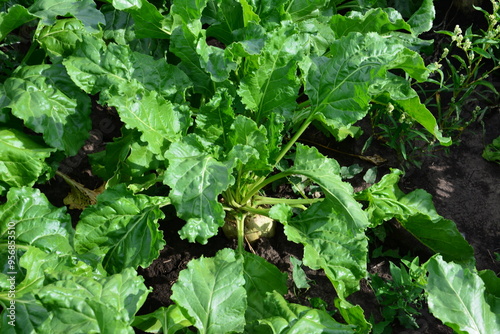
[{"left": 1, "top": 0, "right": 499, "bottom": 333}]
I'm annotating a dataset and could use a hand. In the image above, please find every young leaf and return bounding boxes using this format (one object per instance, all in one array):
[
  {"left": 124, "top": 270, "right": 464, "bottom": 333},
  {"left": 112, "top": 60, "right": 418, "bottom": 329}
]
[
  {"left": 226, "top": 115, "right": 270, "bottom": 174},
  {"left": 0, "top": 129, "right": 54, "bottom": 193},
  {"left": 0, "top": 4, "right": 35, "bottom": 42},
  {"left": 89, "top": 129, "right": 161, "bottom": 190},
  {"left": 170, "top": 24, "right": 212, "bottom": 94},
  {"left": 75, "top": 184, "right": 167, "bottom": 274},
  {"left": 290, "top": 256, "right": 311, "bottom": 289},
  {"left": 427, "top": 256, "right": 500, "bottom": 334},
  {"left": 171, "top": 248, "right": 247, "bottom": 334},
  {"left": 3, "top": 64, "right": 92, "bottom": 155}
]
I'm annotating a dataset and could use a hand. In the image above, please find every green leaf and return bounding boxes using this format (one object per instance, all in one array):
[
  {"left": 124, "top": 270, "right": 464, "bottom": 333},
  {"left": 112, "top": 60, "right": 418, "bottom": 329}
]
[
  {"left": 284, "top": 144, "right": 369, "bottom": 298},
  {"left": 170, "top": 0, "right": 208, "bottom": 24},
  {"left": 426, "top": 256, "right": 500, "bottom": 334},
  {"left": 306, "top": 32, "right": 429, "bottom": 139},
  {"left": 108, "top": 88, "right": 187, "bottom": 156},
  {"left": 370, "top": 74, "right": 450, "bottom": 145},
  {"left": 329, "top": 8, "right": 412, "bottom": 37},
  {"left": 75, "top": 184, "right": 167, "bottom": 274},
  {"left": 164, "top": 135, "right": 235, "bottom": 244},
  {"left": 37, "top": 18, "right": 87, "bottom": 60},
  {"left": 0, "top": 187, "right": 73, "bottom": 254},
  {"left": 204, "top": 0, "right": 244, "bottom": 44},
  {"left": 257, "top": 291, "right": 356, "bottom": 333},
  {"left": 290, "top": 256, "right": 310, "bottom": 289},
  {"left": 226, "top": 115, "right": 270, "bottom": 174},
  {"left": 0, "top": 129, "right": 54, "bottom": 192},
  {"left": 29, "top": 0, "right": 105, "bottom": 32},
  {"left": 237, "top": 24, "right": 305, "bottom": 123},
  {"left": 169, "top": 23, "right": 212, "bottom": 95},
  {"left": 286, "top": 0, "right": 330, "bottom": 21},
  {"left": 109, "top": 0, "right": 170, "bottom": 38},
  {"left": 242, "top": 252, "right": 288, "bottom": 322},
  {"left": 0, "top": 4, "right": 35, "bottom": 42},
  {"left": 4, "top": 64, "right": 92, "bottom": 155},
  {"left": 171, "top": 248, "right": 247, "bottom": 334},
  {"left": 132, "top": 305, "right": 193, "bottom": 334},
  {"left": 0, "top": 294, "right": 50, "bottom": 334},
  {"left": 194, "top": 88, "right": 235, "bottom": 144},
  {"left": 479, "top": 270, "right": 500, "bottom": 315},
  {"left": 406, "top": 0, "right": 435, "bottom": 35},
  {"left": 483, "top": 136, "right": 500, "bottom": 164},
  {"left": 36, "top": 268, "right": 148, "bottom": 333},
  {"left": 356, "top": 169, "right": 474, "bottom": 265},
  {"left": 89, "top": 129, "right": 161, "bottom": 190}
]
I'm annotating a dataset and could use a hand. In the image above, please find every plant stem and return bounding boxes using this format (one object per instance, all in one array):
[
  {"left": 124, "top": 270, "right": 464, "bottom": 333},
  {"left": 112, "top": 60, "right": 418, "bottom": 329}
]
[
  {"left": 253, "top": 195, "right": 323, "bottom": 207},
  {"left": 240, "top": 116, "right": 314, "bottom": 204},
  {"left": 235, "top": 213, "right": 247, "bottom": 254}
]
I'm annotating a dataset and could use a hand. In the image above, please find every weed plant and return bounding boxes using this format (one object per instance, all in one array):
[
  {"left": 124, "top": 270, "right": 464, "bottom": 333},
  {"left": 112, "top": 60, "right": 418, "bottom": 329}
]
[{"left": 369, "top": 0, "right": 500, "bottom": 168}]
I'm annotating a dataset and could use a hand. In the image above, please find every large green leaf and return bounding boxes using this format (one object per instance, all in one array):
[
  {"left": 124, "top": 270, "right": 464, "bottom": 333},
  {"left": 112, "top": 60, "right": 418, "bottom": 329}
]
[
  {"left": 108, "top": 0, "right": 170, "bottom": 38},
  {"left": 226, "top": 115, "right": 270, "bottom": 174},
  {"left": 237, "top": 24, "right": 305, "bottom": 123},
  {"left": 108, "top": 87, "right": 187, "bottom": 155},
  {"left": 329, "top": 8, "right": 412, "bottom": 37},
  {"left": 37, "top": 18, "right": 87, "bottom": 60},
  {"left": 65, "top": 34, "right": 191, "bottom": 102},
  {"left": 427, "top": 256, "right": 500, "bottom": 334},
  {"left": 0, "top": 4, "right": 35, "bottom": 41},
  {"left": 406, "top": 0, "right": 435, "bottom": 35},
  {"left": 306, "top": 32, "right": 429, "bottom": 139},
  {"left": 132, "top": 305, "right": 193, "bottom": 334},
  {"left": 0, "top": 129, "right": 54, "bottom": 193},
  {"left": 3, "top": 64, "right": 92, "bottom": 155},
  {"left": 0, "top": 293, "right": 50, "bottom": 334},
  {"left": 256, "top": 291, "right": 356, "bottom": 333},
  {"left": 1, "top": 246, "right": 96, "bottom": 301},
  {"left": 355, "top": 169, "right": 474, "bottom": 265},
  {"left": 0, "top": 187, "right": 73, "bottom": 254},
  {"left": 242, "top": 252, "right": 288, "bottom": 322},
  {"left": 164, "top": 134, "right": 235, "bottom": 244},
  {"left": 75, "top": 184, "right": 167, "bottom": 274},
  {"left": 64, "top": 35, "right": 191, "bottom": 154},
  {"left": 284, "top": 144, "right": 369, "bottom": 298},
  {"left": 171, "top": 248, "right": 247, "bottom": 334},
  {"left": 36, "top": 267, "right": 148, "bottom": 333},
  {"left": 29, "top": 0, "right": 105, "bottom": 32}
]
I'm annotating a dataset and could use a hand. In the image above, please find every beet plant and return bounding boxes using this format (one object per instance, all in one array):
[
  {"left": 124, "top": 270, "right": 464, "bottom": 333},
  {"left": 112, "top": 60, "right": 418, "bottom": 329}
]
[{"left": 1, "top": 0, "right": 499, "bottom": 333}]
